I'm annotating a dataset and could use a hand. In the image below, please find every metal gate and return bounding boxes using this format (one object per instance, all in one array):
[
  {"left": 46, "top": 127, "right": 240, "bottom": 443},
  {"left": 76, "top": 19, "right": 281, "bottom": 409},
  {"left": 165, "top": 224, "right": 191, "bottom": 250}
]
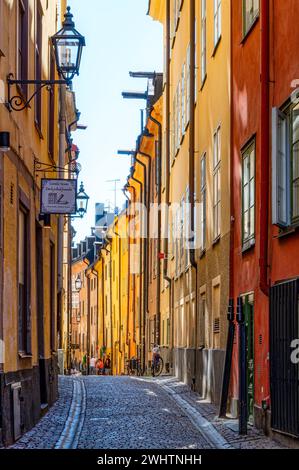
[{"left": 270, "top": 279, "right": 299, "bottom": 437}]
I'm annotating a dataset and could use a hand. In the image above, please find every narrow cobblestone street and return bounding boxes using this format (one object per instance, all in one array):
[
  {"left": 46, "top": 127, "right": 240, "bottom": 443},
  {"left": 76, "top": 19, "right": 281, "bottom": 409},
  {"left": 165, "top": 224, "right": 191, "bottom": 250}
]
[{"left": 11, "top": 376, "right": 285, "bottom": 450}]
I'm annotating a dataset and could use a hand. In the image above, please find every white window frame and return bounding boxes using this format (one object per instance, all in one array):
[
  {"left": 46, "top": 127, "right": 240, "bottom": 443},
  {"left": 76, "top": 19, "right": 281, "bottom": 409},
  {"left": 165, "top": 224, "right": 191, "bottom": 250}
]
[
  {"left": 242, "top": 139, "right": 255, "bottom": 248},
  {"left": 200, "top": 153, "right": 207, "bottom": 251},
  {"left": 201, "top": 0, "right": 207, "bottom": 84},
  {"left": 213, "top": 127, "right": 221, "bottom": 240},
  {"left": 214, "top": 0, "right": 222, "bottom": 47}
]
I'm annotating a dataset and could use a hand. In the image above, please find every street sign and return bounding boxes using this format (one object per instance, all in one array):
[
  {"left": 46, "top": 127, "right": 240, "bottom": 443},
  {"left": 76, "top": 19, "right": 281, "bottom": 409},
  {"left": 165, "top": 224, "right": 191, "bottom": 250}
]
[{"left": 41, "top": 178, "right": 77, "bottom": 215}]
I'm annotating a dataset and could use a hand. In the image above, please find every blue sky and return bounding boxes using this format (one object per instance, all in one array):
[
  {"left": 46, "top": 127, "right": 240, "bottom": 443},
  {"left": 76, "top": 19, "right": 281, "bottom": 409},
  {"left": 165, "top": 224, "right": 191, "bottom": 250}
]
[{"left": 67, "top": 0, "right": 163, "bottom": 242}]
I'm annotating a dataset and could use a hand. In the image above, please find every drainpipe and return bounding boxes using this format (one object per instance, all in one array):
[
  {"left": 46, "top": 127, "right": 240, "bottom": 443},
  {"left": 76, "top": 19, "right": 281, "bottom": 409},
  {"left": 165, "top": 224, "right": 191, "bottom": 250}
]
[
  {"left": 135, "top": 150, "right": 147, "bottom": 372},
  {"left": 92, "top": 268, "right": 98, "bottom": 358},
  {"left": 164, "top": 0, "right": 173, "bottom": 364},
  {"left": 189, "top": 0, "right": 198, "bottom": 390},
  {"left": 137, "top": 148, "right": 152, "bottom": 372},
  {"left": 259, "top": 0, "right": 270, "bottom": 297},
  {"left": 131, "top": 171, "right": 143, "bottom": 358},
  {"left": 149, "top": 112, "right": 162, "bottom": 345},
  {"left": 113, "top": 223, "right": 122, "bottom": 365},
  {"left": 122, "top": 186, "right": 131, "bottom": 356},
  {"left": 58, "top": 84, "right": 66, "bottom": 350},
  {"left": 101, "top": 256, "right": 105, "bottom": 354}
]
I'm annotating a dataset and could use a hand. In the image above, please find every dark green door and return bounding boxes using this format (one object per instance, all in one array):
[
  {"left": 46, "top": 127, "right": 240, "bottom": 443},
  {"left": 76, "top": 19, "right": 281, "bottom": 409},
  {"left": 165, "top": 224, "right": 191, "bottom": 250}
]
[{"left": 244, "top": 295, "right": 254, "bottom": 424}]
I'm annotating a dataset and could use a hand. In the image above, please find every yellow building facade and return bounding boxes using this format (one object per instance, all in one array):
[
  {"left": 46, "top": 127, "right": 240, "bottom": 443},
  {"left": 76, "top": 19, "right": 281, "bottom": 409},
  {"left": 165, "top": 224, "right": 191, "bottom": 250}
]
[
  {"left": 149, "top": 0, "right": 230, "bottom": 402},
  {"left": 0, "top": 0, "right": 70, "bottom": 445}
]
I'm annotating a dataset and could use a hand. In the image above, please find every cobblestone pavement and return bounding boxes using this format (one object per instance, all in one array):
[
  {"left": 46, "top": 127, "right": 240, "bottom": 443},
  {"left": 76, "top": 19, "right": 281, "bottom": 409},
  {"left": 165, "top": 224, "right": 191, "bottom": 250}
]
[{"left": 11, "top": 375, "right": 287, "bottom": 449}]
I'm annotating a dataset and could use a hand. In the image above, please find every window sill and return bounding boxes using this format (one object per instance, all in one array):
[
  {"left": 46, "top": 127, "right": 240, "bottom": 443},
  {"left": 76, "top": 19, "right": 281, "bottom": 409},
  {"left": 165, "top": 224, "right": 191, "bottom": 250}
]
[
  {"left": 277, "top": 223, "right": 299, "bottom": 239},
  {"left": 212, "top": 235, "right": 220, "bottom": 247},
  {"left": 242, "top": 238, "right": 255, "bottom": 253},
  {"left": 18, "top": 352, "right": 32, "bottom": 359},
  {"left": 200, "top": 75, "right": 207, "bottom": 91},
  {"left": 241, "top": 16, "right": 259, "bottom": 45},
  {"left": 212, "top": 36, "right": 222, "bottom": 58}
]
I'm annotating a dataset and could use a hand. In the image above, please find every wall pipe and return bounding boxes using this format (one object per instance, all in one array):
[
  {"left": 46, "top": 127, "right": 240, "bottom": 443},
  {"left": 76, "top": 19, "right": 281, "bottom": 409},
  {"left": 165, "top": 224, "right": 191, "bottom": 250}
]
[
  {"left": 189, "top": 0, "right": 198, "bottom": 390},
  {"left": 259, "top": 0, "right": 270, "bottom": 297},
  {"left": 148, "top": 111, "right": 162, "bottom": 345}
]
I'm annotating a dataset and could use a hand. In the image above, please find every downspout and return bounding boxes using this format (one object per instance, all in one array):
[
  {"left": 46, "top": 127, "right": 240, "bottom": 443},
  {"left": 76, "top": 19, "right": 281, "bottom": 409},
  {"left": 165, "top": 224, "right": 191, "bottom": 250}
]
[
  {"left": 101, "top": 256, "right": 105, "bottom": 354},
  {"left": 149, "top": 112, "right": 162, "bottom": 345},
  {"left": 127, "top": 184, "right": 136, "bottom": 358},
  {"left": 131, "top": 171, "right": 143, "bottom": 357},
  {"left": 189, "top": 0, "right": 198, "bottom": 389},
  {"left": 83, "top": 258, "right": 90, "bottom": 375},
  {"left": 92, "top": 268, "right": 98, "bottom": 358},
  {"left": 259, "top": 0, "right": 270, "bottom": 297},
  {"left": 113, "top": 224, "right": 122, "bottom": 361},
  {"left": 122, "top": 186, "right": 131, "bottom": 355},
  {"left": 164, "top": 0, "right": 173, "bottom": 362},
  {"left": 135, "top": 151, "right": 147, "bottom": 372}
]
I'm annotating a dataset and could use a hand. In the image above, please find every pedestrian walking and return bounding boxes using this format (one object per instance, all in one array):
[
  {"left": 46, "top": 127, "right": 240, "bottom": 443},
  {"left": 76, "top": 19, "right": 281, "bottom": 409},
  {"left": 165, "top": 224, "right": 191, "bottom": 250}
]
[
  {"left": 90, "top": 356, "right": 96, "bottom": 375},
  {"left": 96, "top": 358, "right": 104, "bottom": 375},
  {"left": 104, "top": 355, "right": 111, "bottom": 375}
]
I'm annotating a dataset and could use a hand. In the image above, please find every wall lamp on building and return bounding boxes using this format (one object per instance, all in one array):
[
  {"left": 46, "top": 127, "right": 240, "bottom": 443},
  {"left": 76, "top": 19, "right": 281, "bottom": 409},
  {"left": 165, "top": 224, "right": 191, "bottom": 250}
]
[
  {"left": 75, "top": 275, "right": 82, "bottom": 292},
  {"left": 73, "top": 182, "right": 89, "bottom": 219},
  {"left": 7, "top": 7, "right": 85, "bottom": 112},
  {"left": 0, "top": 132, "right": 10, "bottom": 152}
]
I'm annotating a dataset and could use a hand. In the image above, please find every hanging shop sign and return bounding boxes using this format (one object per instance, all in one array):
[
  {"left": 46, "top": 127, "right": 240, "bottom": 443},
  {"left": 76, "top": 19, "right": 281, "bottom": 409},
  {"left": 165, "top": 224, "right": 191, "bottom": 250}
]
[{"left": 41, "top": 178, "right": 77, "bottom": 215}]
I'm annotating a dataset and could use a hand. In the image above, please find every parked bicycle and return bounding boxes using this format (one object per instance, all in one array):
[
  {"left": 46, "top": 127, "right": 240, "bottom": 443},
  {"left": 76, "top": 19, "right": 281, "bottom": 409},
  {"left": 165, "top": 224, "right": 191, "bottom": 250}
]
[{"left": 151, "top": 343, "right": 164, "bottom": 377}]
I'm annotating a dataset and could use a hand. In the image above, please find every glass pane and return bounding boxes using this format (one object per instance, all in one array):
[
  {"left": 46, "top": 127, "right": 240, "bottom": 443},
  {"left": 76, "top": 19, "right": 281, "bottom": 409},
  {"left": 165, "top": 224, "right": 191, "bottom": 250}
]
[
  {"left": 293, "top": 103, "right": 299, "bottom": 144},
  {"left": 250, "top": 148, "right": 255, "bottom": 178},
  {"left": 250, "top": 207, "right": 255, "bottom": 236},
  {"left": 244, "top": 182, "right": 249, "bottom": 210},
  {"left": 293, "top": 141, "right": 299, "bottom": 180},
  {"left": 250, "top": 179, "right": 255, "bottom": 206},
  {"left": 243, "top": 210, "right": 249, "bottom": 241},
  {"left": 243, "top": 156, "right": 249, "bottom": 184},
  {"left": 293, "top": 179, "right": 299, "bottom": 219}
]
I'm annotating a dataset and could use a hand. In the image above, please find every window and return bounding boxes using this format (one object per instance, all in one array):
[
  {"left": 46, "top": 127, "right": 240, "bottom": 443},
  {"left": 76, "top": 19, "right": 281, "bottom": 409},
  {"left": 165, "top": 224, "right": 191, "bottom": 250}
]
[
  {"left": 18, "top": 206, "right": 31, "bottom": 354},
  {"left": 201, "top": 0, "right": 207, "bottom": 83},
  {"left": 214, "top": 0, "right": 221, "bottom": 47},
  {"left": 242, "top": 139, "right": 255, "bottom": 248},
  {"left": 243, "top": 0, "right": 259, "bottom": 36},
  {"left": 213, "top": 127, "right": 221, "bottom": 240},
  {"left": 35, "top": 3, "right": 42, "bottom": 130},
  {"left": 273, "top": 100, "right": 299, "bottom": 227},
  {"left": 17, "top": 0, "right": 28, "bottom": 97},
  {"left": 176, "top": 81, "right": 181, "bottom": 149},
  {"left": 200, "top": 153, "right": 207, "bottom": 251}
]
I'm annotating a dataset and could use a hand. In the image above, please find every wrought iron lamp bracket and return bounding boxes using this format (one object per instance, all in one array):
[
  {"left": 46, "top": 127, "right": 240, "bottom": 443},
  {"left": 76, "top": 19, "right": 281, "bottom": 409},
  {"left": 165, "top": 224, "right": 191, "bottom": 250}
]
[{"left": 6, "top": 74, "right": 70, "bottom": 112}]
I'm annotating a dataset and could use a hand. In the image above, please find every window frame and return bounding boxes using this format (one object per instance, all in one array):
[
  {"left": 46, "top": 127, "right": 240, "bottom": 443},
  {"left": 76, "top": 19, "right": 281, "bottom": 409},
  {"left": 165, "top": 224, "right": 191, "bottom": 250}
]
[
  {"left": 18, "top": 202, "right": 31, "bottom": 355},
  {"left": 213, "top": 127, "right": 221, "bottom": 242},
  {"left": 200, "top": 153, "right": 207, "bottom": 252},
  {"left": 35, "top": 1, "right": 43, "bottom": 133},
  {"left": 201, "top": 0, "right": 207, "bottom": 86},
  {"left": 241, "top": 138, "right": 256, "bottom": 250},
  {"left": 214, "top": 0, "right": 222, "bottom": 49},
  {"left": 242, "top": 0, "right": 260, "bottom": 38}
]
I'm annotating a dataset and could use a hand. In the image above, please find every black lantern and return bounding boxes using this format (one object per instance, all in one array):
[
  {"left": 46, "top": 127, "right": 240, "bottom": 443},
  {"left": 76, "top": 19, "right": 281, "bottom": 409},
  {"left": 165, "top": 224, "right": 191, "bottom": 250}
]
[
  {"left": 75, "top": 275, "right": 82, "bottom": 292},
  {"left": 51, "top": 6, "right": 85, "bottom": 83},
  {"left": 76, "top": 182, "right": 89, "bottom": 218}
]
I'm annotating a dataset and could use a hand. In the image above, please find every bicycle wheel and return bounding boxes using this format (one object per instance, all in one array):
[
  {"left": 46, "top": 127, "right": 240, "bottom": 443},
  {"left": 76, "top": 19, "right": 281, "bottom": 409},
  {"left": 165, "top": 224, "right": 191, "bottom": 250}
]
[{"left": 153, "top": 357, "right": 164, "bottom": 377}]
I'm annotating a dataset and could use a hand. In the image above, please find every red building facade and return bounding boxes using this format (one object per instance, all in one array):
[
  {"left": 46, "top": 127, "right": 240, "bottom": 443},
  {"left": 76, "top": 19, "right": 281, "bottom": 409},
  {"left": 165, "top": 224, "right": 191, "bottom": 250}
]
[{"left": 230, "top": 0, "right": 299, "bottom": 441}]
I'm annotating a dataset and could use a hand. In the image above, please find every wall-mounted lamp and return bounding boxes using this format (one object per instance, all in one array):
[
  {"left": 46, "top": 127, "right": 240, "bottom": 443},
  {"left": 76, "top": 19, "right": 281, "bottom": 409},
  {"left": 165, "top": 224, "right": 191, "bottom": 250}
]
[{"left": 0, "top": 132, "right": 10, "bottom": 152}]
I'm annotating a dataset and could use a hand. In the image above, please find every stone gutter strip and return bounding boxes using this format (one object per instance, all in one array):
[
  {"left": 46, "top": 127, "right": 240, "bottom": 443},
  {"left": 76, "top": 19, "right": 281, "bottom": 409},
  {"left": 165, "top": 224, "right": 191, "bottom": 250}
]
[
  {"left": 55, "top": 378, "right": 86, "bottom": 449},
  {"left": 156, "top": 379, "right": 233, "bottom": 449}
]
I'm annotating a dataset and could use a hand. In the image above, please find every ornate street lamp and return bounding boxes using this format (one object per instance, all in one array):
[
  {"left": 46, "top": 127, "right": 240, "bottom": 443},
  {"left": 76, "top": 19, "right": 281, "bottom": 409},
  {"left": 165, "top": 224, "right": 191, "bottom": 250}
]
[
  {"left": 7, "top": 6, "right": 85, "bottom": 112},
  {"left": 75, "top": 182, "right": 89, "bottom": 219},
  {"left": 51, "top": 7, "right": 85, "bottom": 83}
]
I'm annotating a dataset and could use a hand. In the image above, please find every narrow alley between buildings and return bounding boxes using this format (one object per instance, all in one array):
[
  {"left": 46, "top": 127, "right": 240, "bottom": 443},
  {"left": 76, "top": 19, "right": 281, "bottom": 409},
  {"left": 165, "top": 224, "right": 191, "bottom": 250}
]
[{"left": 10, "top": 376, "right": 284, "bottom": 450}]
